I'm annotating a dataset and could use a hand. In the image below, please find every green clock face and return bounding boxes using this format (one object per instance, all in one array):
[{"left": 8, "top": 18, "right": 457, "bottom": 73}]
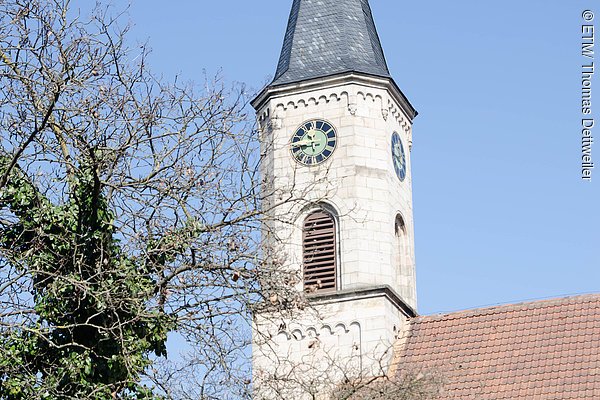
[
  {"left": 290, "top": 119, "right": 337, "bottom": 166},
  {"left": 391, "top": 132, "right": 407, "bottom": 181}
]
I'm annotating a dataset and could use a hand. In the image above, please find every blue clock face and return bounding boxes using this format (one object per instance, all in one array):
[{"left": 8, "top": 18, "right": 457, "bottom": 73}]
[
  {"left": 290, "top": 119, "right": 337, "bottom": 166},
  {"left": 391, "top": 132, "right": 407, "bottom": 181}
]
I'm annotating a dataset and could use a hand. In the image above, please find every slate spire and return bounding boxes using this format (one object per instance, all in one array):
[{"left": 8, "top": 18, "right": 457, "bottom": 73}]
[{"left": 272, "top": 0, "right": 391, "bottom": 86}]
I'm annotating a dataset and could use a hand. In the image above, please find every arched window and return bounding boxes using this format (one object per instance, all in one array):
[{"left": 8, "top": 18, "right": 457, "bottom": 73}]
[
  {"left": 395, "top": 215, "right": 408, "bottom": 275},
  {"left": 303, "top": 210, "right": 337, "bottom": 293}
]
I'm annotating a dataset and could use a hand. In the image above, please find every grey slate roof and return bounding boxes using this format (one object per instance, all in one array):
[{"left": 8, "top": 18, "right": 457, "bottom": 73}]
[{"left": 272, "top": 0, "right": 391, "bottom": 86}]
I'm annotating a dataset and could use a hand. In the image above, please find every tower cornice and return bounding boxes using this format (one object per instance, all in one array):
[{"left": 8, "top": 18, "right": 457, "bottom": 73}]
[
  {"left": 251, "top": 72, "right": 418, "bottom": 122},
  {"left": 307, "top": 285, "right": 418, "bottom": 319}
]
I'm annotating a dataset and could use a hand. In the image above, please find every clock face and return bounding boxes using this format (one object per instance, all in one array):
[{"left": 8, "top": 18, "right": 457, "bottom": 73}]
[
  {"left": 391, "top": 132, "right": 407, "bottom": 181},
  {"left": 290, "top": 119, "right": 337, "bottom": 166}
]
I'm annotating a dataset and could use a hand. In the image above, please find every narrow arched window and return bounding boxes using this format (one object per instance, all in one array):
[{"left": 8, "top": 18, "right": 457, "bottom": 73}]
[
  {"left": 395, "top": 215, "right": 408, "bottom": 274},
  {"left": 303, "top": 210, "right": 337, "bottom": 293}
]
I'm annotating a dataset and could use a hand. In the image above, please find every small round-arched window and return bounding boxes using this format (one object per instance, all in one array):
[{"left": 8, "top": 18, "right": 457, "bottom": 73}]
[{"left": 303, "top": 210, "right": 337, "bottom": 293}]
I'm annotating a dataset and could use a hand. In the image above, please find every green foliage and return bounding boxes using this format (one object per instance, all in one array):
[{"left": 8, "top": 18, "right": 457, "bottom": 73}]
[{"left": 0, "top": 157, "right": 173, "bottom": 399}]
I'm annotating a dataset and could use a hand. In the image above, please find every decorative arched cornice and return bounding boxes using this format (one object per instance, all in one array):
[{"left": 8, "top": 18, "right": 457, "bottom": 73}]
[
  {"left": 278, "top": 321, "right": 361, "bottom": 342},
  {"left": 256, "top": 85, "right": 412, "bottom": 135},
  {"left": 386, "top": 98, "right": 412, "bottom": 134},
  {"left": 273, "top": 91, "right": 347, "bottom": 112},
  {"left": 252, "top": 72, "right": 417, "bottom": 126}
]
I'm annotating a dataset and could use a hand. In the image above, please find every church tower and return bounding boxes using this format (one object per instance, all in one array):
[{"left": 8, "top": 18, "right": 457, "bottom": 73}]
[{"left": 251, "top": 0, "right": 417, "bottom": 397}]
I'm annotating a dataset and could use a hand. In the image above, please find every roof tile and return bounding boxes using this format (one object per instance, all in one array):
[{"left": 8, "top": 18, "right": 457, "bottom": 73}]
[{"left": 393, "top": 294, "right": 600, "bottom": 399}]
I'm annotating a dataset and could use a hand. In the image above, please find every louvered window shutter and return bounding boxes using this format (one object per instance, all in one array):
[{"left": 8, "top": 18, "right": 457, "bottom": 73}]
[{"left": 303, "top": 211, "right": 337, "bottom": 293}]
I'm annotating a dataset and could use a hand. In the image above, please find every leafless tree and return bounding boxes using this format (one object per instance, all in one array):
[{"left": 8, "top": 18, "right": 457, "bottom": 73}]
[
  {"left": 0, "top": 0, "right": 306, "bottom": 398},
  {"left": 0, "top": 1, "right": 440, "bottom": 399}
]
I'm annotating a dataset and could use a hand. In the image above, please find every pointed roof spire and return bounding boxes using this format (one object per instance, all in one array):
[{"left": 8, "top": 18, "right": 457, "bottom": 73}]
[{"left": 272, "top": 0, "right": 391, "bottom": 86}]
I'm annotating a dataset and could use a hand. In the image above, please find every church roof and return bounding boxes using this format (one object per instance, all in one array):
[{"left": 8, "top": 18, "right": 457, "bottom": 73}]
[
  {"left": 393, "top": 294, "right": 600, "bottom": 399},
  {"left": 271, "top": 0, "right": 391, "bottom": 86}
]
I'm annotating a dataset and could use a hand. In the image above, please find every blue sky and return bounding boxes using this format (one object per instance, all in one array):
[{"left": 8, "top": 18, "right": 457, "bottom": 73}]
[{"left": 115, "top": 0, "right": 599, "bottom": 315}]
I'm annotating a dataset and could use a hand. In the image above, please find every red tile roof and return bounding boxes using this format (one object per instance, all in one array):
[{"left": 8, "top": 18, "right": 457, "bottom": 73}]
[{"left": 393, "top": 294, "right": 600, "bottom": 399}]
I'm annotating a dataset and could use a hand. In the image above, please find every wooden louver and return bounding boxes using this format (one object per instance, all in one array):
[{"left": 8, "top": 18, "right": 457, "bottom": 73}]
[{"left": 303, "top": 211, "right": 337, "bottom": 293}]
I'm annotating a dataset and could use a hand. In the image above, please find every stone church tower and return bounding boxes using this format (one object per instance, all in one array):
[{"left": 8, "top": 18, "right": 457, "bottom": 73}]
[{"left": 251, "top": 0, "right": 417, "bottom": 397}]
